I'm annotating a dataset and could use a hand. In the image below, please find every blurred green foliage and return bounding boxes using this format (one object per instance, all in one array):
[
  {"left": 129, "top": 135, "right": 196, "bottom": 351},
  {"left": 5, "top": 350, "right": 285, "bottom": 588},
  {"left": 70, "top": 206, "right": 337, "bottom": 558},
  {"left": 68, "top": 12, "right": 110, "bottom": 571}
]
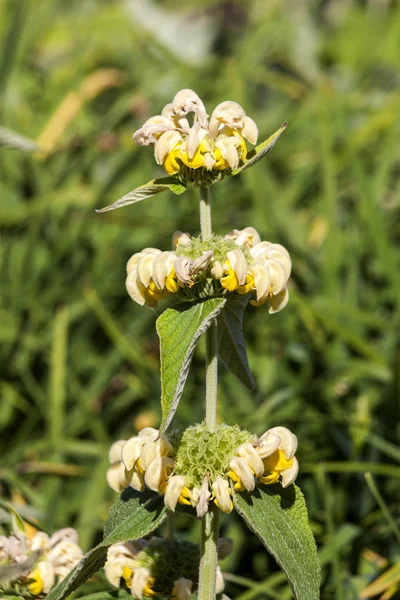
[{"left": 1, "top": 0, "right": 400, "bottom": 598}]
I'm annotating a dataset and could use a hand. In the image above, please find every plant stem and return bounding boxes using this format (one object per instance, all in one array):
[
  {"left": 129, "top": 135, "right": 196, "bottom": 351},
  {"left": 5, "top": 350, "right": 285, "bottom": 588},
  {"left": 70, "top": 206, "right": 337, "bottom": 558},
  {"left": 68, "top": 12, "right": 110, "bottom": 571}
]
[
  {"left": 205, "top": 320, "right": 218, "bottom": 432},
  {"left": 198, "top": 184, "right": 220, "bottom": 600},
  {"left": 200, "top": 185, "right": 212, "bottom": 242},
  {"left": 198, "top": 505, "right": 220, "bottom": 600}
]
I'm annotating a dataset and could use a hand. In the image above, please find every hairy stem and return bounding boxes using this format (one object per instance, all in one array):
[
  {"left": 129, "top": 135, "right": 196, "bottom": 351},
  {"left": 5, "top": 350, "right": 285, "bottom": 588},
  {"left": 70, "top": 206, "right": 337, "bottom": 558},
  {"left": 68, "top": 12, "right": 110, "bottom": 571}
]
[
  {"left": 198, "top": 185, "right": 219, "bottom": 600},
  {"left": 200, "top": 185, "right": 212, "bottom": 242},
  {"left": 198, "top": 505, "right": 220, "bottom": 600},
  {"left": 205, "top": 321, "right": 218, "bottom": 432}
]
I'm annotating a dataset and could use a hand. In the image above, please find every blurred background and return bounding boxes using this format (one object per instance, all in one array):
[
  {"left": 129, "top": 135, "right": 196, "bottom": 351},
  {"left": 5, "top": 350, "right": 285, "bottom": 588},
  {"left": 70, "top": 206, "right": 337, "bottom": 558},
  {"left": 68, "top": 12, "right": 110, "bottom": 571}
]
[{"left": 1, "top": 0, "right": 400, "bottom": 598}]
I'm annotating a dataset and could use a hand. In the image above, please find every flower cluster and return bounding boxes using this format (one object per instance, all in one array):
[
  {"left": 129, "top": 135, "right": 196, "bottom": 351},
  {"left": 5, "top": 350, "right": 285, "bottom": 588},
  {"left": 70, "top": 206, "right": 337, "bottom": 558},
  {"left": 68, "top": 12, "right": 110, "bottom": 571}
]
[
  {"left": 104, "top": 536, "right": 228, "bottom": 599},
  {"left": 126, "top": 227, "right": 291, "bottom": 313},
  {"left": 107, "top": 424, "right": 298, "bottom": 516},
  {"left": 0, "top": 528, "right": 83, "bottom": 596},
  {"left": 133, "top": 89, "right": 258, "bottom": 184}
]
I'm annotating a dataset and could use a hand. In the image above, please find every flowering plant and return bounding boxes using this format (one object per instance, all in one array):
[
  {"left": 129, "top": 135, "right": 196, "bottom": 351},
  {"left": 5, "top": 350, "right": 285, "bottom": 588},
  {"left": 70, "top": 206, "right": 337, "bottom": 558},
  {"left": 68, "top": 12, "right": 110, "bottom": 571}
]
[{"left": 34, "top": 90, "right": 319, "bottom": 600}]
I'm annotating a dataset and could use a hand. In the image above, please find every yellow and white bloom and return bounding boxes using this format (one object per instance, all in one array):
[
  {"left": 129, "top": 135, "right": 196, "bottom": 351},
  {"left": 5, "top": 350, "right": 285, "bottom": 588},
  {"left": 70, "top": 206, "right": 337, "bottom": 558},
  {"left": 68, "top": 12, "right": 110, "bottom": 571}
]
[
  {"left": 107, "top": 422, "right": 298, "bottom": 516},
  {"left": 133, "top": 89, "right": 258, "bottom": 177},
  {"left": 1, "top": 527, "right": 83, "bottom": 596},
  {"left": 257, "top": 426, "right": 299, "bottom": 488}
]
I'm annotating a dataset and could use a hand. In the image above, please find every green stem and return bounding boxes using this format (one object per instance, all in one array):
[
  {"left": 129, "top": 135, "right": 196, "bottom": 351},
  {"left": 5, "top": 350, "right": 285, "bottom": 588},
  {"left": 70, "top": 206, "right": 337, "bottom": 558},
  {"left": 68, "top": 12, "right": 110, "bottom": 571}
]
[
  {"left": 200, "top": 185, "right": 212, "bottom": 242},
  {"left": 198, "top": 505, "right": 220, "bottom": 600},
  {"left": 205, "top": 321, "right": 218, "bottom": 432},
  {"left": 198, "top": 184, "right": 219, "bottom": 600}
]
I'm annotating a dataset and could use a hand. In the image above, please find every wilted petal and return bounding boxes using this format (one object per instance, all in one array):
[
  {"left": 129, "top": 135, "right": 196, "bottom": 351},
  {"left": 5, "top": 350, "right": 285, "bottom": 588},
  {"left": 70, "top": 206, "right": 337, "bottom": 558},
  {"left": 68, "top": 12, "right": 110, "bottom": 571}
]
[
  {"left": 281, "top": 457, "right": 299, "bottom": 487},
  {"left": 175, "top": 256, "right": 193, "bottom": 286},
  {"left": 242, "top": 116, "right": 258, "bottom": 144},
  {"left": 269, "top": 288, "right": 289, "bottom": 314},
  {"left": 236, "top": 443, "right": 264, "bottom": 477},
  {"left": 267, "top": 427, "right": 298, "bottom": 459},
  {"left": 154, "top": 130, "right": 182, "bottom": 165},
  {"left": 133, "top": 116, "right": 174, "bottom": 146},
  {"left": 229, "top": 457, "right": 255, "bottom": 491},
  {"left": 144, "top": 456, "right": 175, "bottom": 492},
  {"left": 193, "top": 475, "right": 211, "bottom": 518},
  {"left": 192, "top": 250, "right": 214, "bottom": 273}
]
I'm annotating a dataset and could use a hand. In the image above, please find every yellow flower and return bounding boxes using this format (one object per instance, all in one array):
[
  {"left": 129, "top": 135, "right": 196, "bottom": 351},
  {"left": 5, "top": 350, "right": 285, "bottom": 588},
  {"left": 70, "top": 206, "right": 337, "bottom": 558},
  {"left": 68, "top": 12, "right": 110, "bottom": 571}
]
[
  {"left": 28, "top": 568, "right": 43, "bottom": 595},
  {"left": 132, "top": 89, "right": 258, "bottom": 178}
]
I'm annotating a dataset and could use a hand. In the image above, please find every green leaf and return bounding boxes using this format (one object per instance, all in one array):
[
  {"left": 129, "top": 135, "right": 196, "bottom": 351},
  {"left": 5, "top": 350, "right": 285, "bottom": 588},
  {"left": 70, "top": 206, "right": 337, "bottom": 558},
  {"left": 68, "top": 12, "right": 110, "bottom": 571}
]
[
  {"left": 234, "top": 484, "right": 320, "bottom": 600},
  {"left": 232, "top": 122, "right": 287, "bottom": 174},
  {"left": 96, "top": 176, "right": 186, "bottom": 212},
  {"left": 216, "top": 296, "right": 255, "bottom": 390},
  {"left": 0, "top": 127, "right": 38, "bottom": 152},
  {"left": 45, "top": 490, "right": 167, "bottom": 600},
  {"left": 156, "top": 298, "right": 226, "bottom": 433},
  {"left": 102, "top": 489, "right": 166, "bottom": 543}
]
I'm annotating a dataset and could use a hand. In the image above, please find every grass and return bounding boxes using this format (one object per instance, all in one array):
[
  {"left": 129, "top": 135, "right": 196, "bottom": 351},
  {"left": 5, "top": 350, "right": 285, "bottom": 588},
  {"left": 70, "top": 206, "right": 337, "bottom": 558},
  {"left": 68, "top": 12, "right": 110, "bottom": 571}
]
[{"left": 1, "top": 0, "right": 400, "bottom": 598}]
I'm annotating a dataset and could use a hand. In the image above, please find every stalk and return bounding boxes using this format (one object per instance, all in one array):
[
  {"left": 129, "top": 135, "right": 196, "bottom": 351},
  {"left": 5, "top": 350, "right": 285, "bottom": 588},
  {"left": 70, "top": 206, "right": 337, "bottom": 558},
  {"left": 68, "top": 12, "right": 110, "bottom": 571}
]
[{"left": 198, "top": 184, "right": 220, "bottom": 600}]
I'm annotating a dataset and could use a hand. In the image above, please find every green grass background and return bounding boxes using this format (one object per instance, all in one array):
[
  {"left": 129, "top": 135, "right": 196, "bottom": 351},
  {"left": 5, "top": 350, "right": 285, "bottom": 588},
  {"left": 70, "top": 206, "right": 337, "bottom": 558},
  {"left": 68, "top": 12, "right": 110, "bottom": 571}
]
[{"left": 1, "top": 0, "right": 400, "bottom": 598}]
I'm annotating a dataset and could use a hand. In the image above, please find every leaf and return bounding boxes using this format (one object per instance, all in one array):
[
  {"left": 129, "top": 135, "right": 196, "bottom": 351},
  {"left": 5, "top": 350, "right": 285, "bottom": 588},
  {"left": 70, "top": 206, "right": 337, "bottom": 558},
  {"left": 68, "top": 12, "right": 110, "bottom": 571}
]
[
  {"left": 102, "top": 489, "right": 166, "bottom": 543},
  {"left": 156, "top": 298, "right": 226, "bottom": 433},
  {"left": 360, "top": 563, "right": 400, "bottom": 599},
  {"left": 216, "top": 295, "right": 255, "bottom": 390},
  {"left": 96, "top": 176, "right": 186, "bottom": 212},
  {"left": 234, "top": 484, "right": 320, "bottom": 600},
  {"left": 45, "top": 489, "right": 167, "bottom": 600},
  {"left": 0, "top": 127, "right": 39, "bottom": 152},
  {"left": 232, "top": 122, "right": 287, "bottom": 174}
]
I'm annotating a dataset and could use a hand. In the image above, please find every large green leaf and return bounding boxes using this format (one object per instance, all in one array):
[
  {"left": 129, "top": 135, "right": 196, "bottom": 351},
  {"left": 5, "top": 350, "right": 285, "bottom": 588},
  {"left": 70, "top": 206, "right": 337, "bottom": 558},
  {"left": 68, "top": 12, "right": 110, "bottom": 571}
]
[
  {"left": 216, "top": 296, "right": 255, "bottom": 390},
  {"left": 156, "top": 298, "right": 226, "bottom": 433},
  {"left": 45, "top": 490, "right": 167, "bottom": 600},
  {"left": 234, "top": 484, "right": 320, "bottom": 600},
  {"left": 96, "top": 176, "right": 186, "bottom": 212},
  {"left": 232, "top": 122, "right": 287, "bottom": 174}
]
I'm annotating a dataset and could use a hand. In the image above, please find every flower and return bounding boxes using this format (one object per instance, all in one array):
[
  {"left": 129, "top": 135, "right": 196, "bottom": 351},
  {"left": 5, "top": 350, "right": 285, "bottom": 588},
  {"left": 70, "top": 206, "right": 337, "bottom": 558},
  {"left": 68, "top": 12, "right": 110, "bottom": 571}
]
[
  {"left": 104, "top": 537, "right": 226, "bottom": 599},
  {"left": 133, "top": 89, "right": 258, "bottom": 184},
  {"left": 107, "top": 423, "right": 298, "bottom": 516},
  {"left": 125, "top": 228, "right": 291, "bottom": 313},
  {"left": 0, "top": 527, "right": 83, "bottom": 596}
]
